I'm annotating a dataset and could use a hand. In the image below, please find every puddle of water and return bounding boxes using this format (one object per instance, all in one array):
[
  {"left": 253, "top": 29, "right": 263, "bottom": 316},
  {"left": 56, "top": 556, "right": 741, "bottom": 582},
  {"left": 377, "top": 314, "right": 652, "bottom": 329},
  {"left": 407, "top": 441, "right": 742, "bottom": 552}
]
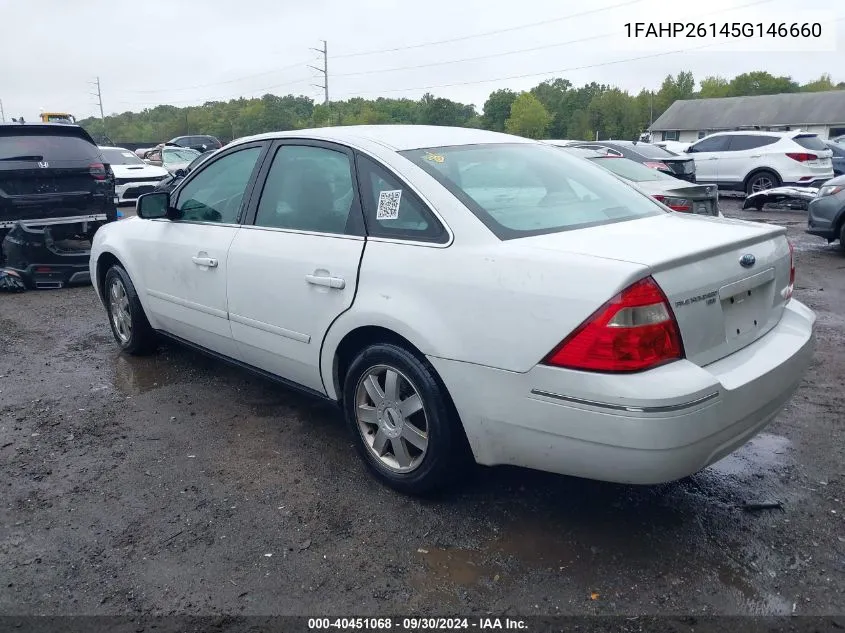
[
  {"left": 111, "top": 354, "right": 173, "bottom": 395},
  {"left": 716, "top": 563, "right": 792, "bottom": 615},
  {"left": 708, "top": 432, "right": 792, "bottom": 478},
  {"left": 417, "top": 547, "right": 491, "bottom": 586}
]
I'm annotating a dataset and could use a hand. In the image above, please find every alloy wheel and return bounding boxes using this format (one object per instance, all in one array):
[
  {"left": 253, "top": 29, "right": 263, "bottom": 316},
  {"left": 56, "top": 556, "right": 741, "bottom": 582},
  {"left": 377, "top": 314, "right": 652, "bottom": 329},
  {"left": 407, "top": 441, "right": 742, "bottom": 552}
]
[
  {"left": 355, "top": 364, "right": 429, "bottom": 473},
  {"left": 108, "top": 278, "right": 132, "bottom": 344}
]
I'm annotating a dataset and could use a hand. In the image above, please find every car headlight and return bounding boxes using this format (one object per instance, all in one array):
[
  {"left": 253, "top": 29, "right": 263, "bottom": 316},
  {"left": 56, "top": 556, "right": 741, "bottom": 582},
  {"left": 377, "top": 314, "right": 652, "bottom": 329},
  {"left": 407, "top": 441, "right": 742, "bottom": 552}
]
[{"left": 817, "top": 185, "right": 843, "bottom": 197}]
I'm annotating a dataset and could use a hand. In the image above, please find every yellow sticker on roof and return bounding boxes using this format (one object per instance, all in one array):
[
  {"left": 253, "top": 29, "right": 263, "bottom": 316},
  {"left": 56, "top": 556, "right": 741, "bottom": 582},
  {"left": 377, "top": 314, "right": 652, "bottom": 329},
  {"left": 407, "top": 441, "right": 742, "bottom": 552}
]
[{"left": 424, "top": 152, "right": 445, "bottom": 163}]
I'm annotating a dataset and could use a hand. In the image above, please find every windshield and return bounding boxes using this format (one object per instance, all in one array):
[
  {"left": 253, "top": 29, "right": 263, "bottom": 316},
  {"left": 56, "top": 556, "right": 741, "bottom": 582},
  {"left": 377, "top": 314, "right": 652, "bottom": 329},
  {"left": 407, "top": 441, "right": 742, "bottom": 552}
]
[
  {"left": 589, "top": 156, "right": 677, "bottom": 182},
  {"left": 163, "top": 148, "right": 200, "bottom": 164},
  {"left": 401, "top": 143, "right": 664, "bottom": 240},
  {"left": 101, "top": 148, "right": 144, "bottom": 165}
]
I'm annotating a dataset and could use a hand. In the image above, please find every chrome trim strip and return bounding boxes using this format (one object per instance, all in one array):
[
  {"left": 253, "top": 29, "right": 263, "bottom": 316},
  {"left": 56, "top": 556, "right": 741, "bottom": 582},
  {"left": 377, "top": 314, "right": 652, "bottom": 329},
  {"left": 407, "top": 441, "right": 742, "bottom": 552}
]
[
  {"left": 529, "top": 389, "right": 720, "bottom": 413},
  {"left": 147, "top": 289, "right": 228, "bottom": 320},
  {"left": 230, "top": 313, "right": 311, "bottom": 344},
  {"left": 236, "top": 224, "right": 365, "bottom": 241}
]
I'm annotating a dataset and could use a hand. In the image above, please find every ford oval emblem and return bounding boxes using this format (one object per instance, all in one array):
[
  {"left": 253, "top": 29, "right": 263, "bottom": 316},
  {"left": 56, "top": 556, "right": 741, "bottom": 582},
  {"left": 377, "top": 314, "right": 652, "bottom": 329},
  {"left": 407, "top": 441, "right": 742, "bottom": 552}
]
[{"left": 740, "top": 254, "right": 756, "bottom": 268}]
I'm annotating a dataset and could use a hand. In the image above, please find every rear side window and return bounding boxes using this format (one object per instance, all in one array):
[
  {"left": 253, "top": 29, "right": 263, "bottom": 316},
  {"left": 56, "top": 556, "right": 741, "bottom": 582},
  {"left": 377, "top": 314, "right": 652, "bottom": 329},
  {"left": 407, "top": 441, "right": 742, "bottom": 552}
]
[
  {"left": 0, "top": 131, "right": 100, "bottom": 163},
  {"left": 793, "top": 134, "right": 827, "bottom": 152},
  {"left": 401, "top": 143, "right": 664, "bottom": 240},
  {"left": 726, "top": 135, "right": 779, "bottom": 151},
  {"left": 356, "top": 154, "right": 447, "bottom": 243}
]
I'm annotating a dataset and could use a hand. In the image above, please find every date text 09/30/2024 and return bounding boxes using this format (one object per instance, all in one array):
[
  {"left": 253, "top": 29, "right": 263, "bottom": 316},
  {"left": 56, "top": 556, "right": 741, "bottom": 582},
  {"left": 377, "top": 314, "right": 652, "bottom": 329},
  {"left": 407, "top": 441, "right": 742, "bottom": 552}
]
[
  {"left": 308, "top": 618, "right": 527, "bottom": 631},
  {"left": 624, "top": 22, "right": 822, "bottom": 38}
]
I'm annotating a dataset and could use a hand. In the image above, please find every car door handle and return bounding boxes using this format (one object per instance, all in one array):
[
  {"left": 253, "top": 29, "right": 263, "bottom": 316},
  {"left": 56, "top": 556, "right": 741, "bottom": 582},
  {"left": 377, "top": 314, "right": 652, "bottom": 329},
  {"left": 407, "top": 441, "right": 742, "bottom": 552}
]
[
  {"left": 305, "top": 274, "right": 345, "bottom": 289},
  {"left": 707, "top": 157, "right": 718, "bottom": 160},
  {"left": 750, "top": 154, "right": 762, "bottom": 158},
  {"left": 192, "top": 256, "right": 218, "bottom": 268}
]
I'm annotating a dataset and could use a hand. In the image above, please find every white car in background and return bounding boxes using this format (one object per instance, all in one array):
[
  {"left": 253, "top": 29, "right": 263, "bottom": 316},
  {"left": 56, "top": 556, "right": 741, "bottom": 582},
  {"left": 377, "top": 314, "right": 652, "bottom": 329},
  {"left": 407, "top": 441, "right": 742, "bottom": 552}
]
[
  {"left": 99, "top": 146, "right": 169, "bottom": 203},
  {"left": 682, "top": 131, "right": 833, "bottom": 195},
  {"left": 90, "top": 125, "right": 815, "bottom": 495}
]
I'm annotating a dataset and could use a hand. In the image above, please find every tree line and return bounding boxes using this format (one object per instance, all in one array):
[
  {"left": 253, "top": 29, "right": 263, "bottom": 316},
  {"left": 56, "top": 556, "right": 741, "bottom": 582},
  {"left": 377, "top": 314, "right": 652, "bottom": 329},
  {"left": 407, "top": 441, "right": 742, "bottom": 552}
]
[{"left": 79, "top": 71, "right": 843, "bottom": 144}]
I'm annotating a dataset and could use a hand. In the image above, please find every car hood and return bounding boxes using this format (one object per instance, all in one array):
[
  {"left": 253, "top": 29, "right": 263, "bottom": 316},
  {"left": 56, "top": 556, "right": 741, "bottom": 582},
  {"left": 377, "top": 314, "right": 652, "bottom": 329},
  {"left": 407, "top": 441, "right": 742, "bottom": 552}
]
[
  {"left": 111, "top": 163, "right": 169, "bottom": 179},
  {"left": 165, "top": 161, "right": 191, "bottom": 173}
]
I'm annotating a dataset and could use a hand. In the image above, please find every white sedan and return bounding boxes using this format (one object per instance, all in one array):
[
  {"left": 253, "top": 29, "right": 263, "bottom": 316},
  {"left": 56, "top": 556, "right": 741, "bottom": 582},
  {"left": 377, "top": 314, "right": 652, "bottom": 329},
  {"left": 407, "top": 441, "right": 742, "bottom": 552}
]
[
  {"left": 99, "top": 147, "right": 169, "bottom": 203},
  {"left": 89, "top": 126, "right": 816, "bottom": 494}
]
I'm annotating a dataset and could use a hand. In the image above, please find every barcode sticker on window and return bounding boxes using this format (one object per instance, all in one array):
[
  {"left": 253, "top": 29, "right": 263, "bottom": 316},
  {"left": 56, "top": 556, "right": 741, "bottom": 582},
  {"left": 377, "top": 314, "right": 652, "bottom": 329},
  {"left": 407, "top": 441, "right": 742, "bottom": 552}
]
[{"left": 376, "top": 190, "right": 402, "bottom": 220}]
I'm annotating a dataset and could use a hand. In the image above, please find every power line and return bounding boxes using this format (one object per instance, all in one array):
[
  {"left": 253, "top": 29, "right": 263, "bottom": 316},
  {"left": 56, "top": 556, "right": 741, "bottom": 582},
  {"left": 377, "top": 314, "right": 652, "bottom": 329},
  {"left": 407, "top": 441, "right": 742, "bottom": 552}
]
[
  {"left": 122, "top": 0, "right": 641, "bottom": 97},
  {"left": 331, "top": 0, "right": 776, "bottom": 79},
  {"left": 117, "top": 75, "right": 314, "bottom": 106},
  {"left": 126, "top": 59, "right": 312, "bottom": 95},
  {"left": 332, "top": 43, "right": 719, "bottom": 98},
  {"left": 331, "top": 0, "right": 645, "bottom": 59}
]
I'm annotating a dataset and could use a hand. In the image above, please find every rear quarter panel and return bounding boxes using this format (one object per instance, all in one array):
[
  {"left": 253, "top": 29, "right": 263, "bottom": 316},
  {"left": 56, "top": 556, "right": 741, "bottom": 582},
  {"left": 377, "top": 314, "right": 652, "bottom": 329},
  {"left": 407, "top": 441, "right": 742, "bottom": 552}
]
[{"left": 320, "top": 239, "right": 647, "bottom": 399}]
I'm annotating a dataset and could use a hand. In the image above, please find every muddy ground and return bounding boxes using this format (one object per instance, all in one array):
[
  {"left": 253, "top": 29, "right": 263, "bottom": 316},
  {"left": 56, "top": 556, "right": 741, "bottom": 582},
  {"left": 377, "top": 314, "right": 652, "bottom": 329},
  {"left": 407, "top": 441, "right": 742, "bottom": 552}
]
[{"left": 1, "top": 199, "right": 844, "bottom": 620}]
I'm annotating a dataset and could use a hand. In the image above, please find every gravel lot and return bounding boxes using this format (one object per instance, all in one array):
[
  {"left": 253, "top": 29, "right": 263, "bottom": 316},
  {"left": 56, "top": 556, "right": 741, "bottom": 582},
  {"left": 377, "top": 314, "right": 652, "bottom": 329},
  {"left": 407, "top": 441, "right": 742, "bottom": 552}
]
[{"left": 1, "top": 198, "right": 844, "bottom": 621}]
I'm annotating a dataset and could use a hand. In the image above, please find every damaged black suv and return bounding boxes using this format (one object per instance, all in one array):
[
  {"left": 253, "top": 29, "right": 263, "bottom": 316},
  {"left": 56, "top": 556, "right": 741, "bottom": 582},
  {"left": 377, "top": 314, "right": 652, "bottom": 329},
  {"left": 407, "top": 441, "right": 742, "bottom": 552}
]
[{"left": 0, "top": 123, "right": 117, "bottom": 288}]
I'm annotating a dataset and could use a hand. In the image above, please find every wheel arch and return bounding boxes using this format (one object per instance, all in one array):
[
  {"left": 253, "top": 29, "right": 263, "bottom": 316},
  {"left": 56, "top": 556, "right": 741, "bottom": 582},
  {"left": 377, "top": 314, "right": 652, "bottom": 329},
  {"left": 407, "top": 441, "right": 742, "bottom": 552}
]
[{"left": 742, "top": 166, "right": 783, "bottom": 191}]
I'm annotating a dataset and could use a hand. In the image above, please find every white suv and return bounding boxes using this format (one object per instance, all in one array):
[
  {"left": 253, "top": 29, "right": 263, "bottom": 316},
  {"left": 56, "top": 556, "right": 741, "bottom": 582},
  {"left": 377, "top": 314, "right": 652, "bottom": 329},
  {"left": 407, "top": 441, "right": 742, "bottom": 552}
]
[{"left": 683, "top": 131, "right": 833, "bottom": 195}]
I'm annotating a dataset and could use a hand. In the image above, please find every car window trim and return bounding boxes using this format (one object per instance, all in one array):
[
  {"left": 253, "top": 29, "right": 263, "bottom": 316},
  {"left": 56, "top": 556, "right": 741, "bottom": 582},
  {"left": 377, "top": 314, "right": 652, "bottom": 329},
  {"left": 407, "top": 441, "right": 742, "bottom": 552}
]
[
  {"left": 240, "top": 138, "right": 367, "bottom": 238},
  {"left": 171, "top": 140, "right": 271, "bottom": 226}
]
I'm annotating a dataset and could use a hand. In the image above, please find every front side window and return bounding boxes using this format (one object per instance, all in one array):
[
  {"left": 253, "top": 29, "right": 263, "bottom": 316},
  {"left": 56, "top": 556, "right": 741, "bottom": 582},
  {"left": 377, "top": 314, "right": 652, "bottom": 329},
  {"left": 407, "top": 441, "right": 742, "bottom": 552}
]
[
  {"left": 174, "top": 146, "right": 262, "bottom": 223},
  {"left": 401, "top": 143, "right": 664, "bottom": 240},
  {"left": 254, "top": 145, "right": 356, "bottom": 235},
  {"left": 689, "top": 135, "right": 729, "bottom": 153}
]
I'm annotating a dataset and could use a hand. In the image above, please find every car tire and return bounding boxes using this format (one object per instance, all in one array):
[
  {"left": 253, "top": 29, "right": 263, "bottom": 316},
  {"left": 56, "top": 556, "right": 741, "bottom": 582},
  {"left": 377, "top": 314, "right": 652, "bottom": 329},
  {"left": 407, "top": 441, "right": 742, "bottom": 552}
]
[
  {"left": 839, "top": 222, "right": 845, "bottom": 252},
  {"left": 103, "top": 265, "right": 157, "bottom": 355},
  {"left": 342, "top": 343, "right": 469, "bottom": 495},
  {"left": 745, "top": 170, "right": 780, "bottom": 196}
]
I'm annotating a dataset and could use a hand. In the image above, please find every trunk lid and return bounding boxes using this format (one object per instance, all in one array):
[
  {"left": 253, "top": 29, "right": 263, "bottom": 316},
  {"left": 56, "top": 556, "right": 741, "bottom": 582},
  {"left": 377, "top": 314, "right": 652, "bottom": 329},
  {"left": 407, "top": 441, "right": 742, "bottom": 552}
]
[
  {"left": 660, "top": 156, "right": 696, "bottom": 181},
  {"left": 517, "top": 213, "right": 792, "bottom": 367}
]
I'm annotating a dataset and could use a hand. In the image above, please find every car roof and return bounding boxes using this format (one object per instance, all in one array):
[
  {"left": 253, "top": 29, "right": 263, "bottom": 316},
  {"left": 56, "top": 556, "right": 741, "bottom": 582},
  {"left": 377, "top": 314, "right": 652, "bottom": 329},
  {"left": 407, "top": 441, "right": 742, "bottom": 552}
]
[{"left": 236, "top": 125, "right": 532, "bottom": 151}]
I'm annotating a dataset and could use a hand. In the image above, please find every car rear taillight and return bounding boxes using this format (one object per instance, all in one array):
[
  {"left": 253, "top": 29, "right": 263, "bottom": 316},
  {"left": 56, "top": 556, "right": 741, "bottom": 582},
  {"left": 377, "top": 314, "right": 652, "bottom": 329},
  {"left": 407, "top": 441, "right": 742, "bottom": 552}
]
[
  {"left": 784, "top": 240, "right": 795, "bottom": 301},
  {"left": 643, "top": 161, "right": 669, "bottom": 171},
  {"left": 785, "top": 152, "right": 817, "bottom": 162},
  {"left": 543, "top": 276, "right": 684, "bottom": 373},
  {"left": 652, "top": 195, "right": 691, "bottom": 212},
  {"left": 89, "top": 162, "right": 108, "bottom": 180}
]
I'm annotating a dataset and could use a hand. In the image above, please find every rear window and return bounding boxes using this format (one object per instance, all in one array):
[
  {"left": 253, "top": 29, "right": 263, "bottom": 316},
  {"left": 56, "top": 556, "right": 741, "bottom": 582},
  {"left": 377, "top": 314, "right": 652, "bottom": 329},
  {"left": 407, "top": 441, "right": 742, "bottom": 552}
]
[
  {"left": 590, "top": 156, "right": 677, "bottom": 182},
  {"left": 793, "top": 134, "right": 827, "bottom": 151},
  {"left": 0, "top": 130, "right": 100, "bottom": 163},
  {"left": 400, "top": 143, "right": 664, "bottom": 240},
  {"left": 624, "top": 143, "right": 677, "bottom": 159},
  {"left": 100, "top": 148, "right": 145, "bottom": 165}
]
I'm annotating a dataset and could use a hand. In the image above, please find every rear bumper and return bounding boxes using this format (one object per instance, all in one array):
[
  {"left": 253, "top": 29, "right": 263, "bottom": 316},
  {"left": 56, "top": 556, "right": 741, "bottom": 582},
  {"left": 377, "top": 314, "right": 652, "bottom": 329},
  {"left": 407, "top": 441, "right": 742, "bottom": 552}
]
[
  {"left": 429, "top": 300, "right": 815, "bottom": 484},
  {"left": 783, "top": 178, "right": 833, "bottom": 188},
  {"left": 1, "top": 222, "right": 95, "bottom": 289}
]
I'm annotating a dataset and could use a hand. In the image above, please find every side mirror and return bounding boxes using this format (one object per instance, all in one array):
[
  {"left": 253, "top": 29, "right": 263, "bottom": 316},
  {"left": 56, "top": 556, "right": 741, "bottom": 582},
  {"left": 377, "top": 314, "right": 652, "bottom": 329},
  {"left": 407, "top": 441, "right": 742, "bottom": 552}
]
[
  {"left": 174, "top": 168, "right": 187, "bottom": 178},
  {"left": 137, "top": 191, "right": 171, "bottom": 219}
]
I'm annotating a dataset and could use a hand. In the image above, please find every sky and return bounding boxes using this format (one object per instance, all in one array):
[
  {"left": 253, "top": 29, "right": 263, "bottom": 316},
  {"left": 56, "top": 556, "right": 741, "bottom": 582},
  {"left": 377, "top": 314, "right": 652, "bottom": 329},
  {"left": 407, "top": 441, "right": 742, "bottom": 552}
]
[{"left": 0, "top": 0, "right": 842, "bottom": 121}]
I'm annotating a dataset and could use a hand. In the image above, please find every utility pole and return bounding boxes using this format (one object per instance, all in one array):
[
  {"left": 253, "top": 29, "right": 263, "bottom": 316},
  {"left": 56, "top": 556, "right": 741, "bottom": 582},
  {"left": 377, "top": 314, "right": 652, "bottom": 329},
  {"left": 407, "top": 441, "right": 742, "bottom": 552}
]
[
  {"left": 309, "top": 40, "right": 329, "bottom": 124},
  {"left": 90, "top": 77, "right": 107, "bottom": 137},
  {"left": 0, "top": 98, "right": 5, "bottom": 123}
]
